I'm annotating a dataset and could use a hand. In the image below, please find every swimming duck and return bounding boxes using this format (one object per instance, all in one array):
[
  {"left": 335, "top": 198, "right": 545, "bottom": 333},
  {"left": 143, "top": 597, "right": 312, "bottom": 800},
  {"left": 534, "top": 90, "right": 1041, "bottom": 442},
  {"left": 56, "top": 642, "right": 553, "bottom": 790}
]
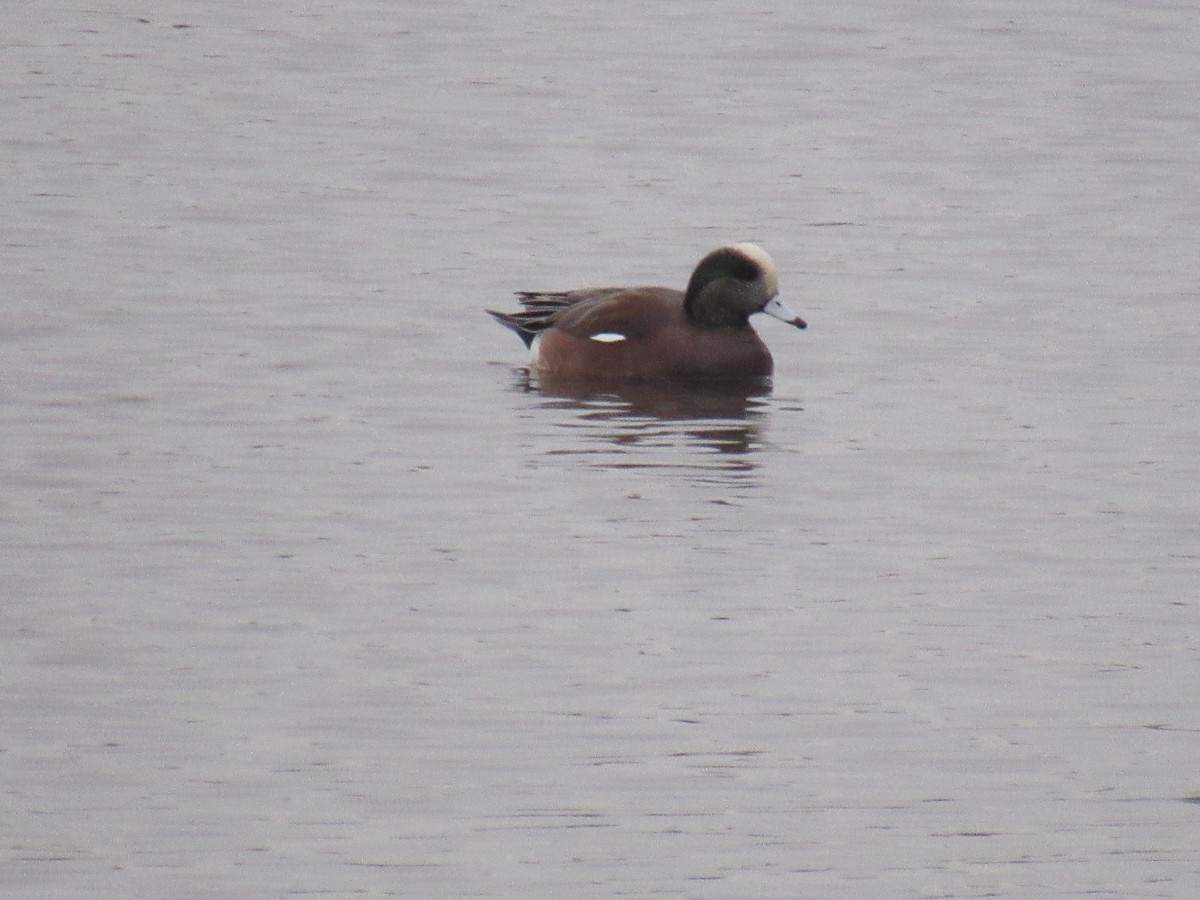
[{"left": 488, "top": 243, "right": 806, "bottom": 380}]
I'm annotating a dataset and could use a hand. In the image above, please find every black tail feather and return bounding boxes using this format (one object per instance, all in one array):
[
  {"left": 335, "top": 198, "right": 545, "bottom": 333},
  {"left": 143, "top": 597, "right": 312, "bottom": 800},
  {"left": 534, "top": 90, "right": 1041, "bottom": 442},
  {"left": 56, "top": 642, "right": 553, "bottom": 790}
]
[
  {"left": 487, "top": 290, "right": 581, "bottom": 349},
  {"left": 486, "top": 309, "right": 538, "bottom": 349}
]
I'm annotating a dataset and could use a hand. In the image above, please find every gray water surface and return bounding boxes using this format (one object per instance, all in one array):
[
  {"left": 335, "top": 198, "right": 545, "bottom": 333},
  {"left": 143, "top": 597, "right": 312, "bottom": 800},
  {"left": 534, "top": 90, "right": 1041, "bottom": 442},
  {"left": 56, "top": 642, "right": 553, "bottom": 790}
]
[{"left": 4, "top": 2, "right": 1199, "bottom": 898}]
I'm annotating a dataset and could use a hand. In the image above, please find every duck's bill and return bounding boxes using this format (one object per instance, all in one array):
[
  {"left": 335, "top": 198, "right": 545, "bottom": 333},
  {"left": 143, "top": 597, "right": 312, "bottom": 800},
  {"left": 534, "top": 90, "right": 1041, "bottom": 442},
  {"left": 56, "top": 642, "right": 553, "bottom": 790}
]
[{"left": 762, "top": 296, "right": 807, "bottom": 329}]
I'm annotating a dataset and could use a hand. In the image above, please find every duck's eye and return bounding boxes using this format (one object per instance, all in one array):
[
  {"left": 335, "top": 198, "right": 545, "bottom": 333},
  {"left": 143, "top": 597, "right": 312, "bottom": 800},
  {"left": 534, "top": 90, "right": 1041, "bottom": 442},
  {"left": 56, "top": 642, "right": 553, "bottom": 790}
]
[{"left": 728, "top": 256, "right": 759, "bottom": 282}]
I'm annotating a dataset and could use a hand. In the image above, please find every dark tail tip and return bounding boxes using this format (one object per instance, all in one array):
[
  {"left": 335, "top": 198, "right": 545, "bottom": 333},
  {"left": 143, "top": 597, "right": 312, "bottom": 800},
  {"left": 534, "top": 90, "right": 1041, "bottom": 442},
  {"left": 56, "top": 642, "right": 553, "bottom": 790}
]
[{"left": 486, "top": 310, "right": 537, "bottom": 349}]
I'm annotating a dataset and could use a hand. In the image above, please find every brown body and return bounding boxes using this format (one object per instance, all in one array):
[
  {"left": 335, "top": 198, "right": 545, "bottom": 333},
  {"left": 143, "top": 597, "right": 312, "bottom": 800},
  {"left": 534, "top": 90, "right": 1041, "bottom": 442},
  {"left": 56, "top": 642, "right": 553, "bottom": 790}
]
[{"left": 533, "top": 287, "right": 774, "bottom": 379}]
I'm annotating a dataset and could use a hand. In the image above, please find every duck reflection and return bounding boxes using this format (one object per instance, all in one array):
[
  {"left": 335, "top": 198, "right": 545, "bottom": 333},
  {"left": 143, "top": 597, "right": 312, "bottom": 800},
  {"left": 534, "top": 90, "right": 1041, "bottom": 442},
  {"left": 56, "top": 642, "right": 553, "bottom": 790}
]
[{"left": 514, "top": 370, "right": 777, "bottom": 477}]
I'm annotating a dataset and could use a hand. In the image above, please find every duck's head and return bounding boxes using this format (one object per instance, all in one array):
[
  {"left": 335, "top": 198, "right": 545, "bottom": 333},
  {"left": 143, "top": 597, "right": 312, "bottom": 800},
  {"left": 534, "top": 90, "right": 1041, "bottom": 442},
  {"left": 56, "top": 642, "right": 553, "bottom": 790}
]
[{"left": 684, "top": 243, "right": 807, "bottom": 329}]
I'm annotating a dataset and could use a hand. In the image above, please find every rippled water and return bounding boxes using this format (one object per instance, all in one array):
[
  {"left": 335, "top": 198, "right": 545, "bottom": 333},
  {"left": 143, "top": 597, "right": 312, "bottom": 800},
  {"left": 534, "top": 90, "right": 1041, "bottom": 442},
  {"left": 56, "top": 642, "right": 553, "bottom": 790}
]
[{"left": 4, "top": 2, "right": 1199, "bottom": 897}]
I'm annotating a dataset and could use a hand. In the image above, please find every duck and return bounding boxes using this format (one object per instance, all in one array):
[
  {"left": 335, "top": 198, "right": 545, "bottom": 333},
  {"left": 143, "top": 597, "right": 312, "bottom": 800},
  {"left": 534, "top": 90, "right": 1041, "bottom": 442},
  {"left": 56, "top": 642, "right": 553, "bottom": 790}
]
[{"left": 487, "top": 243, "right": 806, "bottom": 380}]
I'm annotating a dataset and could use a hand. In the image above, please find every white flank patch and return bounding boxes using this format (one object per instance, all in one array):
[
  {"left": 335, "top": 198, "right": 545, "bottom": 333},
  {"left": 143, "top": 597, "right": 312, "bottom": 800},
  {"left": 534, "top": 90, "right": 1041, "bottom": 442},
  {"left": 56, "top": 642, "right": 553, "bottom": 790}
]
[{"left": 589, "top": 332, "right": 627, "bottom": 343}]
